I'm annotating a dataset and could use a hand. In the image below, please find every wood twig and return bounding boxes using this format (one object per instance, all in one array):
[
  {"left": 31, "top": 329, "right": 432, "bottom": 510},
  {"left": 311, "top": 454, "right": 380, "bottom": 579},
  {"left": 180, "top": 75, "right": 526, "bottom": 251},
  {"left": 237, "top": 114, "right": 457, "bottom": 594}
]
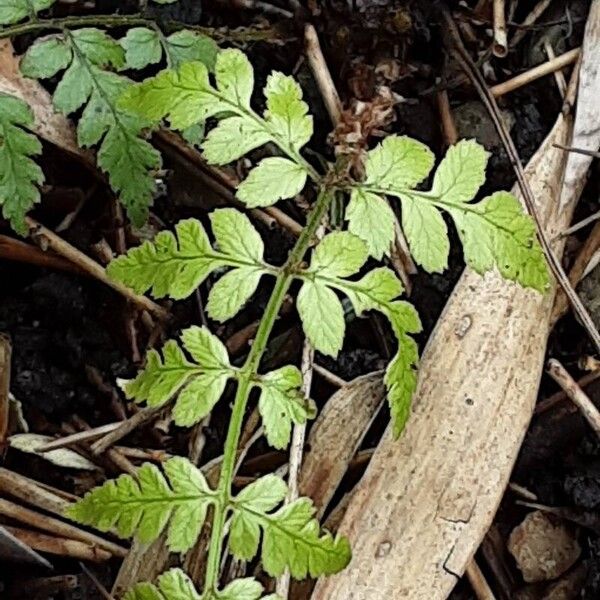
[
  {"left": 0, "top": 235, "right": 86, "bottom": 275},
  {"left": 553, "top": 142, "right": 600, "bottom": 159},
  {"left": 510, "top": 0, "right": 553, "bottom": 48},
  {"left": 0, "top": 497, "right": 128, "bottom": 558},
  {"left": 547, "top": 358, "right": 600, "bottom": 438},
  {"left": 0, "top": 334, "right": 11, "bottom": 447},
  {"left": 544, "top": 41, "right": 568, "bottom": 98},
  {"left": 304, "top": 24, "right": 342, "bottom": 125},
  {"left": 37, "top": 422, "right": 121, "bottom": 452},
  {"left": 437, "top": 89, "right": 459, "bottom": 146},
  {"left": 466, "top": 559, "right": 498, "bottom": 600},
  {"left": 25, "top": 217, "right": 168, "bottom": 320},
  {"left": 490, "top": 48, "right": 580, "bottom": 97},
  {"left": 90, "top": 406, "right": 162, "bottom": 455},
  {"left": 4, "top": 525, "right": 112, "bottom": 562},
  {"left": 492, "top": 0, "right": 508, "bottom": 57}
]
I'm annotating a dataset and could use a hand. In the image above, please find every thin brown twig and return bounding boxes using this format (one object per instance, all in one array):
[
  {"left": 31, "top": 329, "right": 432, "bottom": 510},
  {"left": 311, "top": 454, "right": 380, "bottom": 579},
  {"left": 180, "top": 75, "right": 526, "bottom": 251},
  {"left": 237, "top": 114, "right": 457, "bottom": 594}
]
[
  {"left": 437, "top": 89, "right": 459, "bottom": 146},
  {"left": 442, "top": 9, "right": 600, "bottom": 353},
  {"left": 510, "top": 0, "right": 553, "bottom": 48},
  {"left": 553, "top": 142, "right": 600, "bottom": 159},
  {"left": 0, "top": 498, "right": 128, "bottom": 558},
  {"left": 535, "top": 369, "right": 600, "bottom": 414},
  {"left": 25, "top": 217, "right": 168, "bottom": 320},
  {"left": 90, "top": 405, "right": 162, "bottom": 455},
  {"left": 490, "top": 47, "right": 580, "bottom": 97},
  {"left": 544, "top": 41, "right": 568, "bottom": 98},
  {"left": 37, "top": 422, "right": 121, "bottom": 452},
  {"left": 547, "top": 359, "right": 600, "bottom": 439},
  {"left": 466, "top": 559, "right": 498, "bottom": 600},
  {"left": 0, "top": 334, "right": 11, "bottom": 447}
]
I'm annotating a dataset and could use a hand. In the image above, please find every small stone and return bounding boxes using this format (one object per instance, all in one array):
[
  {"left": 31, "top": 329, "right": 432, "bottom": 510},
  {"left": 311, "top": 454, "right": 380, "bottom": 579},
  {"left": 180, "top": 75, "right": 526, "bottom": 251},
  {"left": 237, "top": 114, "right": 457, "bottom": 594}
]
[{"left": 508, "top": 511, "right": 581, "bottom": 583}]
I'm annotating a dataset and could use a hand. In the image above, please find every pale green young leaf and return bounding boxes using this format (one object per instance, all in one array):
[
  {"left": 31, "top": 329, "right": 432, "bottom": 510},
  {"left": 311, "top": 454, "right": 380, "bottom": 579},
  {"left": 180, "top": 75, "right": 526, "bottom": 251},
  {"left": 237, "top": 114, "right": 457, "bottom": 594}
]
[
  {"left": 309, "top": 231, "right": 368, "bottom": 278},
  {"left": 237, "top": 157, "right": 308, "bottom": 208},
  {"left": 297, "top": 281, "right": 345, "bottom": 358},
  {"left": 121, "top": 339, "right": 198, "bottom": 407},
  {"left": 431, "top": 139, "right": 488, "bottom": 204},
  {"left": 449, "top": 191, "right": 550, "bottom": 291},
  {"left": 235, "top": 475, "right": 288, "bottom": 512},
  {"left": 181, "top": 122, "right": 205, "bottom": 148},
  {"left": 0, "top": 94, "right": 43, "bottom": 235},
  {"left": 209, "top": 208, "right": 264, "bottom": 263},
  {"left": 264, "top": 72, "right": 313, "bottom": 151},
  {"left": 121, "top": 326, "right": 233, "bottom": 422},
  {"left": 172, "top": 371, "right": 229, "bottom": 426},
  {"left": 385, "top": 334, "right": 420, "bottom": 437},
  {"left": 346, "top": 189, "right": 395, "bottom": 259},
  {"left": 20, "top": 36, "right": 72, "bottom": 79},
  {"left": 124, "top": 569, "right": 201, "bottom": 600},
  {"left": 202, "top": 117, "right": 270, "bottom": 165},
  {"left": 206, "top": 267, "right": 263, "bottom": 322},
  {"left": 107, "top": 219, "right": 217, "bottom": 298},
  {"left": 119, "top": 61, "right": 227, "bottom": 130},
  {"left": 121, "top": 27, "right": 162, "bottom": 70},
  {"left": 0, "top": 0, "right": 54, "bottom": 25},
  {"left": 302, "top": 264, "right": 421, "bottom": 437},
  {"left": 400, "top": 195, "right": 449, "bottom": 273},
  {"left": 67, "top": 458, "right": 215, "bottom": 552},
  {"left": 217, "top": 578, "right": 264, "bottom": 600},
  {"left": 180, "top": 325, "right": 230, "bottom": 369},
  {"left": 257, "top": 367, "right": 316, "bottom": 449},
  {"left": 165, "top": 30, "right": 218, "bottom": 70},
  {"left": 230, "top": 495, "right": 351, "bottom": 578},
  {"left": 365, "top": 135, "right": 434, "bottom": 190},
  {"left": 215, "top": 48, "right": 253, "bottom": 109}
]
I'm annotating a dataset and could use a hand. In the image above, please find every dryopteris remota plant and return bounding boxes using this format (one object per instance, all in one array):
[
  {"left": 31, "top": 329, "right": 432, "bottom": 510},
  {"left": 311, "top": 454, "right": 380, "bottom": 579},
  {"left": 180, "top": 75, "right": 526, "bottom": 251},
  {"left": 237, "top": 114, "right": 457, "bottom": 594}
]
[{"left": 66, "top": 46, "right": 549, "bottom": 599}]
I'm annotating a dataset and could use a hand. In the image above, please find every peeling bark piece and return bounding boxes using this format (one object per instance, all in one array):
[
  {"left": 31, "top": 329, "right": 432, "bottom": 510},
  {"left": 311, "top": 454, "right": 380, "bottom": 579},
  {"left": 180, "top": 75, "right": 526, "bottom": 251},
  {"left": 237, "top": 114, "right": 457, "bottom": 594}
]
[
  {"left": 312, "top": 4, "right": 600, "bottom": 597},
  {"left": 508, "top": 511, "right": 581, "bottom": 583}
]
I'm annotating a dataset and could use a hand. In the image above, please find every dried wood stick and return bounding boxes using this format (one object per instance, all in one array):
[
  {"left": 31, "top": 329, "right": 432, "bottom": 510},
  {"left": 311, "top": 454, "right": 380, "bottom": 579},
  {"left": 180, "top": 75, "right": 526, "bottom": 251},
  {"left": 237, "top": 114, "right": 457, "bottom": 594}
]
[
  {"left": 304, "top": 24, "right": 342, "bottom": 124},
  {"left": 547, "top": 359, "right": 600, "bottom": 438},
  {"left": 0, "top": 235, "right": 86, "bottom": 275},
  {"left": 38, "top": 422, "right": 121, "bottom": 452},
  {"left": 490, "top": 48, "right": 580, "bottom": 97},
  {"left": 492, "top": 0, "right": 508, "bottom": 57},
  {"left": 0, "top": 467, "right": 70, "bottom": 515},
  {"left": 0, "top": 334, "right": 10, "bottom": 446},
  {"left": 466, "top": 559, "right": 498, "bottom": 600},
  {"left": 553, "top": 142, "right": 600, "bottom": 159},
  {"left": 4, "top": 525, "right": 112, "bottom": 562},
  {"left": 510, "top": 0, "right": 553, "bottom": 48},
  {"left": 25, "top": 218, "right": 168, "bottom": 320},
  {"left": 437, "top": 89, "right": 459, "bottom": 146},
  {"left": 312, "top": 363, "right": 347, "bottom": 387},
  {"left": 90, "top": 405, "right": 162, "bottom": 455},
  {"left": 0, "top": 497, "right": 128, "bottom": 558},
  {"left": 551, "top": 220, "right": 600, "bottom": 325},
  {"left": 544, "top": 41, "right": 568, "bottom": 98},
  {"left": 80, "top": 561, "right": 116, "bottom": 600}
]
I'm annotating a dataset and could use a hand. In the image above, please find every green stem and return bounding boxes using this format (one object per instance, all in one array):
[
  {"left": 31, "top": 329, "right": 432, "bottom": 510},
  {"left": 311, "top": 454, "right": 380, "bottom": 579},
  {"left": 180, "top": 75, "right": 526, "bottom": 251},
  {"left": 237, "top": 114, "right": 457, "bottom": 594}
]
[
  {"left": 203, "top": 187, "right": 332, "bottom": 593},
  {"left": 0, "top": 14, "right": 280, "bottom": 43}
]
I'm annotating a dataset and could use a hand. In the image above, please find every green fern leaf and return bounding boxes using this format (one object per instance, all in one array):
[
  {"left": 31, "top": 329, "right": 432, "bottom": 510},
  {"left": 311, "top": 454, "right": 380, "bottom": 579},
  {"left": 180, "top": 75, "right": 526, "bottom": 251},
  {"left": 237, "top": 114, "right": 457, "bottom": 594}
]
[
  {"left": 0, "top": 94, "right": 43, "bottom": 235},
  {"left": 20, "top": 29, "right": 161, "bottom": 226},
  {"left": 124, "top": 569, "right": 201, "bottom": 600},
  {"left": 119, "top": 49, "right": 313, "bottom": 207},
  {"left": 216, "top": 578, "right": 264, "bottom": 600},
  {"left": 108, "top": 210, "right": 274, "bottom": 319},
  {"left": 121, "top": 27, "right": 217, "bottom": 71},
  {"left": 230, "top": 477, "right": 351, "bottom": 578},
  {"left": 120, "top": 326, "right": 234, "bottom": 426},
  {"left": 68, "top": 458, "right": 215, "bottom": 552},
  {"left": 256, "top": 366, "right": 316, "bottom": 449},
  {"left": 0, "top": 0, "right": 54, "bottom": 25}
]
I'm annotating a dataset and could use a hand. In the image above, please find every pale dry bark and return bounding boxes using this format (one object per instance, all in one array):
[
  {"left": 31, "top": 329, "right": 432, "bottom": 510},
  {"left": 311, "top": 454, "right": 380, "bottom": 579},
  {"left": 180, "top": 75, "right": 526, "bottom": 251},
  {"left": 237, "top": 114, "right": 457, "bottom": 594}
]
[{"left": 312, "top": 3, "right": 600, "bottom": 598}]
